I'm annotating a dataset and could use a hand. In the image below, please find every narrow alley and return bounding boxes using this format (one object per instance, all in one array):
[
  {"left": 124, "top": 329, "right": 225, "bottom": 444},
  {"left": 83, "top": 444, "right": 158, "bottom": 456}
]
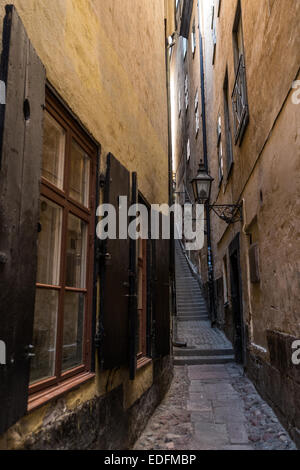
[
  {"left": 134, "top": 243, "right": 296, "bottom": 451},
  {"left": 0, "top": 0, "right": 299, "bottom": 454}
]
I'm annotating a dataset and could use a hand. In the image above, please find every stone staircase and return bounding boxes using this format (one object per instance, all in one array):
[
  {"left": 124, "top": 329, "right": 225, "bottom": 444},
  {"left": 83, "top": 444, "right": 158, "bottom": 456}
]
[{"left": 174, "top": 241, "right": 235, "bottom": 366}]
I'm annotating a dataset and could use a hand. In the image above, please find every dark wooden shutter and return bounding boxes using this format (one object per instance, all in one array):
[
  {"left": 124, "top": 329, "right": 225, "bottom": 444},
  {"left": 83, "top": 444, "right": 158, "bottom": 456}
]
[
  {"left": 146, "top": 238, "right": 152, "bottom": 358},
  {"left": 0, "top": 5, "right": 45, "bottom": 434},
  {"left": 152, "top": 213, "right": 170, "bottom": 358},
  {"left": 129, "top": 173, "right": 138, "bottom": 380},
  {"left": 249, "top": 243, "right": 260, "bottom": 284},
  {"left": 99, "top": 154, "right": 130, "bottom": 370}
]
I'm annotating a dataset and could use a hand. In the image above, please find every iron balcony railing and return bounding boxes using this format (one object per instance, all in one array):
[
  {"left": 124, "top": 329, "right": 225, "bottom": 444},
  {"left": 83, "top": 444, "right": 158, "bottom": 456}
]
[{"left": 232, "top": 54, "right": 249, "bottom": 145}]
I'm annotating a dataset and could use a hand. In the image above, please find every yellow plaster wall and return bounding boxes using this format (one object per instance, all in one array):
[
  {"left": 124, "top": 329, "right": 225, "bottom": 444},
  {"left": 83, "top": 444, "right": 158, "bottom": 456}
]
[
  {"left": 0, "top": 0, "right": 170, "bottom": 448},
  {"left": 0, "top": 0, "right": 169, "bottom": 204},
  {"left": 201, "top": 0, "right": 300, "bottom": 348}
]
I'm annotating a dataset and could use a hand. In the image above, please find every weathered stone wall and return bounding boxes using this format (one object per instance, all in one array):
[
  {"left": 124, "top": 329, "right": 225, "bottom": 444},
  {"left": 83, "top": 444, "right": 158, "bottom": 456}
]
[
  {"left": 9, "top": 357, "right": 173, "bottom": 450},
  {"left": 248, "top": 333, "right": 300, "bottom": 448},
  {"left": 200, "top": 0, "right": 300, "bottom": 446}
]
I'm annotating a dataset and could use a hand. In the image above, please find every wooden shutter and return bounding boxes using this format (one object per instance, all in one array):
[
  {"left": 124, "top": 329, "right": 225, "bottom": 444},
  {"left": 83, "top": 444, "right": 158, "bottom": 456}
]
[
  {"left": 146, "top": 238, "right": 152, "bottom": 358},
  {"left": 99, "top": 154, "right": 130, "bottom": 370},
  {"left": 129, "top": 173, "right": 138, "bottom": 380},
  {"left": 0, "top": 6, "right": 46, "bottom": 434},
  {"left": 249, "top": 243, "right": 260, "bottom": 284},
  {"left": 152, "top": 213, "right": 170, "bottom": 358}
]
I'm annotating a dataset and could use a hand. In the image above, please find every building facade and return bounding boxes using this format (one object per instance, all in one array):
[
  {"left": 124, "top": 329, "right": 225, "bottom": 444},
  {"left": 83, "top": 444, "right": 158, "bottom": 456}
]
[
  {"left": 171, "top": 0, "right": 300, "bottom": 446},
  {"left": 170, "top": 0, "right": 210, "bottom": 300},
  {"left": 0, "top": 0, "right": 175, "bottom": 450}
]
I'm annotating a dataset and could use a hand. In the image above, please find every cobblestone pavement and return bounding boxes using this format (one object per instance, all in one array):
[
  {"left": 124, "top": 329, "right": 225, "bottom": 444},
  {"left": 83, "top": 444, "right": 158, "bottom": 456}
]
[
  {"left": 134, "top": 364, "right": 296, "bottom": 450},
  {"left": 135, "top": 243, "right": 296, "bottom": 451},
  {"left": 177, "top": 320, "right": 233, "bottom": 350}
]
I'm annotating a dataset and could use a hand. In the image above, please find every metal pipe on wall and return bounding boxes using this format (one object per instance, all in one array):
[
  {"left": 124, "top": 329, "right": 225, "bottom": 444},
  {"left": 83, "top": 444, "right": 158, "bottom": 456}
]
[{"left": 197, "top": 0, "right": 216, "bottom": 326}]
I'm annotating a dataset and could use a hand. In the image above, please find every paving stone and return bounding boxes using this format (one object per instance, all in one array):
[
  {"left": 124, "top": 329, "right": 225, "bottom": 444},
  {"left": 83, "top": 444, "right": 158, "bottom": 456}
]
[
  {"left": 190, "top": 410, "right": 214, "bottom": 424},
  {"left": 213, "top": 405, "right": 246, "bottom": 424},
  {"left": 189, "top": 380, "right": 205, "bottom": 392},
  {"left": 193, "top": 422, "right": 229, "bottom": 449},
  {"left": 189, "top": 392, "right": 207, "bottom": 401},
  {"left": 188, "top": 366, "right": 230, "bottom": 381},
  {"left": 134, "top": 243, "right": 296, "bottom": 451},
  {"left": 223, "top": 445, "right": 253, "bottom": 450},
  {"left": 203, "top": 382, "right": 236, "bottom": 396},
  {"left": 226, "top": 421, "right": 250, "bottom": 445}
]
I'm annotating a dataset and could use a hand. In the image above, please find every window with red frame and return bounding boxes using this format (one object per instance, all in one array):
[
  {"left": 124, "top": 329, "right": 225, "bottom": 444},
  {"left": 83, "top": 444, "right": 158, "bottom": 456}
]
[{"left": 29, "top": 89, "right": 97, "bottom": 397}]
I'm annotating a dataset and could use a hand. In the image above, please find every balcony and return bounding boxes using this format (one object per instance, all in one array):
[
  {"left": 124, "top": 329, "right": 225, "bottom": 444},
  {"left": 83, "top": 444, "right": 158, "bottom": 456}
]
[{"left": 232, "top": 54, "right": 249, "bottom": 145}]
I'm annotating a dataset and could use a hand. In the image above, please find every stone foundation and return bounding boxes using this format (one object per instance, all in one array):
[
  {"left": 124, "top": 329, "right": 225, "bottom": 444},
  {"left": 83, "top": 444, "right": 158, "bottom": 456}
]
[
  {"left": 246, "top": 331, "right": 300, "bottom": 449},
  {"left": 21, "top": 357, "right": 173, "bottom": 450}
]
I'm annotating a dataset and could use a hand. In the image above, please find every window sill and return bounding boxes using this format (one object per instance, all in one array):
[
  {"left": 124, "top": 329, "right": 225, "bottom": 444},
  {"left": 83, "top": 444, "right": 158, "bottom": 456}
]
[
  {"left": 28, "top": 371, "right": 95, "bottom": 413},
  {"left": 137, "top": 357, "right": 152, "bottom": 371}
]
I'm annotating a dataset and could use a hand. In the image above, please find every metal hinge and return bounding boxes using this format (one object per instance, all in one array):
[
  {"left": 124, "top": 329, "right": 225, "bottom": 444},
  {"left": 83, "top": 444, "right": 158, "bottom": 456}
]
[{"left": 25, "top": 344, "right": 35, "bottom": 360}]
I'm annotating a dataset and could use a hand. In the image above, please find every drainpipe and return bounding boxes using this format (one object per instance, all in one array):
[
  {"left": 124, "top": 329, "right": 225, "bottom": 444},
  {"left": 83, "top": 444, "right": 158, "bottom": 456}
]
[
  {"left": 197, "top": 0, "right": 217, "bottom": 326},
  {"left": 165, "top": 20, "right": 176, "bottom": 318}
]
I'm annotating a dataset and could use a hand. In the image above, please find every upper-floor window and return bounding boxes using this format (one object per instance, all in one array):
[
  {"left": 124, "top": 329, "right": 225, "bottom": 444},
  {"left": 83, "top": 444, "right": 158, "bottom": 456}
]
[
  {"left": 233, "top": 2, "right": 244, "bottom": 72},
  {"left": 217, "top": 115, "right": 224, "bottom": 184},
  {"left": 187, "top": 139, "right": 191, "bottom": 162},
  {"left": 222, "top": 255, "right": 229, "bottom": 304},
  {"left": 223, "top": 70, "right": 234, "bottom": 174},
  {"left": 191, "top": 20, "right": 196, "bottom": 56},
  {"left": 216, "top": 0, "right": 222, "bottom": 18},
  {"left": 195, "top": 90, "right": 200, "bottom": 137},
  {"left": 182, "top": 37, "right": 188, "bottom": 60},
  {"left": 211, "top": 4, "right": 217, "bottom": 64},
  {"left": 184, "top": 74, "right": 189, "bottom": 110},
  {"left": 29, "top": 88, "right": 97, "bottom": 397},
  {"left": 232, "top": 0, "right": 249, "bottom": 145}
]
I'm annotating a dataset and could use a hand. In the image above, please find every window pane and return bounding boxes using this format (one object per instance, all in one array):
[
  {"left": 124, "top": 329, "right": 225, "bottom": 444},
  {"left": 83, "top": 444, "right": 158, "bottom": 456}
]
[
  {"left": 42, "top": 112, "right": 65, "bottom": 189},
  {"left": 66, "top": 214, "right": 87, "bottom": 288},
  {"left": 69, "top": 139, "right": 90, "bottom": 206},
  {"left": 37, "top": 197, "right": 62, "bottom": 286},
  {"left": 30, "top": 289, "right": 58, "bottom": 384},
  {"left": 62, "top": 292, "right": 85, "bottom": 372}
]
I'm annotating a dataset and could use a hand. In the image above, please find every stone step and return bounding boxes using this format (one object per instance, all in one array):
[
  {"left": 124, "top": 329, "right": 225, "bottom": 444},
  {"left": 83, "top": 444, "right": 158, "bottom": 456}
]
[
  {"left": 177, "top": 313, "right": 208, "bottom": 318},
  {"left": 177, "top": 292, "right": 203, "bottom": 295},
  {"left": 177, "top": 299, "right": 206, "bottom": 308},
  {"left": 177, "top": 286, "right": 199, "bottom": 290},
  {"left": 177, "top": 297, "right": 206, "bottom": 302},
  {"left": 178, "top": 308, "right": 207, "bottom": 312},
  {"left": 174, "top": 348, "right": 234, "bottom": 357},
  {"left": 176, "top": 316, "right": 209, "bottom": 321},
  {"left": 177, "top": 314, "right": 208, "bottom": 319},
  {"left": 177, "top": 302, "right": 206, "bottom": 306},
  {"left": 176, "top": 294, "right": 204, "bottom": 299},
  {"left": 177, "top": 311, "right": 208, "bottom": 316},
  {"left": 177, "top": 308, "right": 207, "bottom": 312},
  {"left": 176, "top": 280, "right": 199, "bottom": 283},
  {"left": 174, "top": 355, "right": 235, "bottom": 365},
  {"left": 177, "top": 305, "right": 207, "bottom": 309},
  {"left": 176, "top": 286, "right": 202, "bottom": 290},
  {"left": 177, "top": 294, "right": 202, "bottom": 297}
]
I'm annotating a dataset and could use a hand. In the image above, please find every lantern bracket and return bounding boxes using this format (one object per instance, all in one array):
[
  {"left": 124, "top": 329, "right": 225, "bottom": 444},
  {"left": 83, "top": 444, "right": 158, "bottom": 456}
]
[{"left": 208, "top": 203, "right": 243, "bottom": 225}]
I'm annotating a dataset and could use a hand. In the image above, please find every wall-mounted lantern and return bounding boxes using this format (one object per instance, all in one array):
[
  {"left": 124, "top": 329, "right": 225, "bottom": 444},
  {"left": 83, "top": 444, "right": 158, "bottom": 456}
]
[{"left": 191, "top": 164, "right": 242, "bottom": 225}]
